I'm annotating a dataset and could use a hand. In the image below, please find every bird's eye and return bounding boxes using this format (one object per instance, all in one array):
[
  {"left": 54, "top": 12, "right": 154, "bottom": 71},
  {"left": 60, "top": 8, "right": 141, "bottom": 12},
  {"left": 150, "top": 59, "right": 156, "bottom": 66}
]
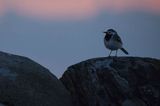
[{"left": 108, "top": 31, "right": 112, "bottom": 34}]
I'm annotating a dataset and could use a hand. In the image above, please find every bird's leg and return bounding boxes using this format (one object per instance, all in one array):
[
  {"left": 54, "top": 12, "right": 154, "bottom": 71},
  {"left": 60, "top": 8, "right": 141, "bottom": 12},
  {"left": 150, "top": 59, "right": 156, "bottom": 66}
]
[
  {"left": 108, "top": 50, "right": 112, "bottom": 57},
  {"left": 112, "top": 50, "right": 118, "bottom": 62},
  {"left": 115, "top": 50, "right": 118, "bottom": 57}
]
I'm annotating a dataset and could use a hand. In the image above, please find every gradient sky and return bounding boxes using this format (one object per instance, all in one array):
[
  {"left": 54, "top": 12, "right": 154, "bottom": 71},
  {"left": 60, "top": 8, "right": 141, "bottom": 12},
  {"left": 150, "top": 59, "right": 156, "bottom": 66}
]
[{"left": 0, "top": 0, "right": 160, "bottom": 77}]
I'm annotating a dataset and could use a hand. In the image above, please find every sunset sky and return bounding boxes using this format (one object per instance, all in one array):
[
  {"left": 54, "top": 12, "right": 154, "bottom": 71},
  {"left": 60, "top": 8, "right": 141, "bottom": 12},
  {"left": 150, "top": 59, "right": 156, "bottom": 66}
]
[
  {"left": 0, "top": 0, "right": 160, "bottom": 77},
  {"left": 1, "top": 0, "right": 160, "bottom": 20}
]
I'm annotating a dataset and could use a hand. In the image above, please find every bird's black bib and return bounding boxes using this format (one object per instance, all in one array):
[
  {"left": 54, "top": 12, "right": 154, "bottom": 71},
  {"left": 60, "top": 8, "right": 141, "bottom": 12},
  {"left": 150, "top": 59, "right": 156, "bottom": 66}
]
[{"left": 104, "top": 34, "right": 112, "bottom": 41}]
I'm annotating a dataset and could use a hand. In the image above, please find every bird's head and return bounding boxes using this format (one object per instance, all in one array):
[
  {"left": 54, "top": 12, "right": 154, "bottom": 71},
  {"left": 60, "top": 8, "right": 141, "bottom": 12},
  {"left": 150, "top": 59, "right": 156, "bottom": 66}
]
[{"left": 103, "top": 29, "right": 117, "bottom": 36}]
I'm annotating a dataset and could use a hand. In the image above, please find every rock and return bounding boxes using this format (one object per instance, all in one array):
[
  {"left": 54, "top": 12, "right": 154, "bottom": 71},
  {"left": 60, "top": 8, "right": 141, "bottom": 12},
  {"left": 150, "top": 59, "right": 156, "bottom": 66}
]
[
  {"left": 0, "top": 103, "right": 6, "bottom": 106},
  {"left": 61, "top": 57, "right": 160, "bottom": 106},
  {"left": 0, "top": 51, "right": 72, "bottom": 106}
]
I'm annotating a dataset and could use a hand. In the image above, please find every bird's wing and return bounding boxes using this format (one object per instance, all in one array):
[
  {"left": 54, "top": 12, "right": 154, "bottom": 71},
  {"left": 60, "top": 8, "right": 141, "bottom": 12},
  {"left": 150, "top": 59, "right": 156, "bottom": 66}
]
[{"left": 114, "top": 34, "right": 123, "bottom": 44}]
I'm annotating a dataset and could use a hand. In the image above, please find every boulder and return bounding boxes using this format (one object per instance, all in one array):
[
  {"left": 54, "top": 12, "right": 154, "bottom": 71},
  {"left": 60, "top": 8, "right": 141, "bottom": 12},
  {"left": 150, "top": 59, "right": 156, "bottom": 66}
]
[
  {"left": 61, "top": 57, "right": 160, "bottom": 106},
  {"left": 0, "top": 51, "right": 72, "bottom": 106}
]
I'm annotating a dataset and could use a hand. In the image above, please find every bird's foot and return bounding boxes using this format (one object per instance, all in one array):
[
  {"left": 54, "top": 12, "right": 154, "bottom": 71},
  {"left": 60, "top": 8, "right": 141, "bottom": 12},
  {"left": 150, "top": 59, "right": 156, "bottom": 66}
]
[{"left": 108, "top": 55, "right": 112, "bottom": 58}]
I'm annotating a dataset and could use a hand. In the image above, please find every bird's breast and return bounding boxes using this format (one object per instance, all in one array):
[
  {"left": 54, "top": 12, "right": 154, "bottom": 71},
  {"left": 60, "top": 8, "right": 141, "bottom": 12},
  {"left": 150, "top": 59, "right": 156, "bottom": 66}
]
[{"left": 104, "top": 39, "right": 122, "bottom": 50}]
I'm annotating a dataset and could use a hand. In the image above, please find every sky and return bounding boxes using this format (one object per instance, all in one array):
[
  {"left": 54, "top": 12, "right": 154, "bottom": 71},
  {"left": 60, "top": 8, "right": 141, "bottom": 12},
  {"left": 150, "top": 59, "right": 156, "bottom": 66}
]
[{"left": 0, "top": 0, "right": 160, "bottom": 77}]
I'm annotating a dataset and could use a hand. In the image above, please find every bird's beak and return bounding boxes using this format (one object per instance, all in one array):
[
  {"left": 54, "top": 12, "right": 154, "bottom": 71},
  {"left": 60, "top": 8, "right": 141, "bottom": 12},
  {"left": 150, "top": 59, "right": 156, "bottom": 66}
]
[{"left": 103, "top": 31, "right": 107, "bottom": 33}]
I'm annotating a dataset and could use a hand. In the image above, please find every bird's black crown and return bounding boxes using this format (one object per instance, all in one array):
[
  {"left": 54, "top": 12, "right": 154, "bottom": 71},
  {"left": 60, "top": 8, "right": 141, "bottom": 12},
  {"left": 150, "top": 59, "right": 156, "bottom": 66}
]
[
  {"left": 104, "top": 29, "right": 117, "bottom": 33},
  {"left": 107, "top": 29, "right": 116, "bottom": 33}
]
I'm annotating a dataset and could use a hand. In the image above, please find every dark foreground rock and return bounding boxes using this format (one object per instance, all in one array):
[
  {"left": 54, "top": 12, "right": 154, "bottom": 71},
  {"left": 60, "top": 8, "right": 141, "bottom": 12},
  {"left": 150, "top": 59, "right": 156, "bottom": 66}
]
[
  {"left": 61, "top": 57, "right": 160, "bottom": 106},
  {"left": 0, "top": 51, "right": 72, "bottom": 106}
]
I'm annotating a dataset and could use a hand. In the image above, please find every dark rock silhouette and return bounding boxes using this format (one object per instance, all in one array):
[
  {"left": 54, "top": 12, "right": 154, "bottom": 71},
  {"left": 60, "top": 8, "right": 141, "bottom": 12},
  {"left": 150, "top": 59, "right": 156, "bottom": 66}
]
[
  {"left": 0, "top": 51, "right": 72, "bottom": 106},
  {"left": 61, "top": 57, "right": 160, "bottom": 106}
]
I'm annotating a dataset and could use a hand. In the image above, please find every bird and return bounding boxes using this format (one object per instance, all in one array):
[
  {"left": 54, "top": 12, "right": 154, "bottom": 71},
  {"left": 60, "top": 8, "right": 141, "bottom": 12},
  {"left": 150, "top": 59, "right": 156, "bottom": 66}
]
[{"left": 103, "top": 29, "right": 129, "bottom": 57}]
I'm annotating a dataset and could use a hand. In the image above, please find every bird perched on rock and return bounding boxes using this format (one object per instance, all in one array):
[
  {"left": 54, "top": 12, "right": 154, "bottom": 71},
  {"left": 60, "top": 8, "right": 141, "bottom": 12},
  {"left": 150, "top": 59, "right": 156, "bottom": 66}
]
[{"left": 103, "top": 29, "right": 129, "bottom": 57}]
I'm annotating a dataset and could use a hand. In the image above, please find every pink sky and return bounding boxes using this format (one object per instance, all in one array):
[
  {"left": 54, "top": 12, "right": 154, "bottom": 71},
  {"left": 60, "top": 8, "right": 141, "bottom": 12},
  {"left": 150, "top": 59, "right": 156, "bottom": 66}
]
[
  {"left": 0, "top": 0, "right": 5, "bottom": 15},
  {"left": 0, "top": 0, "right": 160, "bottom": 20}
]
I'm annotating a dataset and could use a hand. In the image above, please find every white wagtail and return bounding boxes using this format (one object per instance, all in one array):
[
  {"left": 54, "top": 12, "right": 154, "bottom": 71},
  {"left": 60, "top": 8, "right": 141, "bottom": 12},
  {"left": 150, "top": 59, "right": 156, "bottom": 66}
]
[{"left": 103, "top": 29, "right": 129, "bottom": 57}]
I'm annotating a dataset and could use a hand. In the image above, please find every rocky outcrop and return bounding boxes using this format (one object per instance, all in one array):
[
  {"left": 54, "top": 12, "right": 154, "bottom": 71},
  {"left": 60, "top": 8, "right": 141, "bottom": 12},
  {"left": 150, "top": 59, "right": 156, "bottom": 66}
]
[
  {"left": 0, "top": 51, "right": 72, "bottom": 106},
  {"left": 61, "top": 57, "right": 160, "bottom": 106}
]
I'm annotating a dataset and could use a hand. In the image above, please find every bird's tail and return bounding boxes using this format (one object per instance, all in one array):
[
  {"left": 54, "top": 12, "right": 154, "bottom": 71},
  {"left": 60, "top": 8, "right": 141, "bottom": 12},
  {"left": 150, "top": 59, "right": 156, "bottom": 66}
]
[{"left": 120, "top": 48, "right": 129, "bottom": 55}]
